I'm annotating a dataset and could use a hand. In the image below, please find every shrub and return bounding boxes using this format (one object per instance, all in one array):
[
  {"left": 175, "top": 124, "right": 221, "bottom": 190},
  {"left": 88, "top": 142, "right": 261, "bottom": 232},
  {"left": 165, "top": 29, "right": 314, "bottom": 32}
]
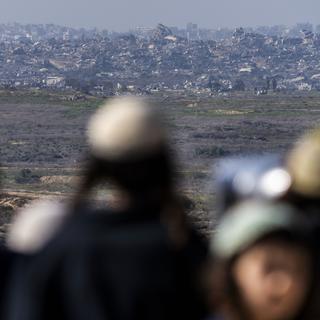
[
  {"left": 194, "top": 146, "right": 230, "bottom": 158},
  {"left": 15, "top": 169, "right": 40, "bottom": 184}
]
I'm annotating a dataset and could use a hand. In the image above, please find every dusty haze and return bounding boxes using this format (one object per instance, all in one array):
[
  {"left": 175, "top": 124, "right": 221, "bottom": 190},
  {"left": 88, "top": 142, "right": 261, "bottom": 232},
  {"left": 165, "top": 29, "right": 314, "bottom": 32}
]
[{"left": 1, "top": 0, "right": 319, "bottom": 31}]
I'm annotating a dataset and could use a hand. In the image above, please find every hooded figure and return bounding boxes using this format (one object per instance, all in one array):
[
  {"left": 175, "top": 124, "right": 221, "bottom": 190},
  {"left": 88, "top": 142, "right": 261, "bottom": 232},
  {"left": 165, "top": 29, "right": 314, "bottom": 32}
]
[{"left": 7, "top": 97, "right": 208, "bottom": 320}]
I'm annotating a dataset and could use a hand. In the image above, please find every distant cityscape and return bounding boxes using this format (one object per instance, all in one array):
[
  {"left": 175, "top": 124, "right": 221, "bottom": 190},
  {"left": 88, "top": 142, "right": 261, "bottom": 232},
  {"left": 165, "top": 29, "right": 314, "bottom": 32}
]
[{"left": 0, "top": 22, "right": 320, "bottom": 96}]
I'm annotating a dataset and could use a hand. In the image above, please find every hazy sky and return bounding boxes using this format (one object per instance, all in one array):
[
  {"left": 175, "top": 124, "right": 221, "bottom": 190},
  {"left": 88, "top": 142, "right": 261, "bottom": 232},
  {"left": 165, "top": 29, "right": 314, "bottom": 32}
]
[{"left": 1, "top": 0, "right": 319, "bottom": 31}]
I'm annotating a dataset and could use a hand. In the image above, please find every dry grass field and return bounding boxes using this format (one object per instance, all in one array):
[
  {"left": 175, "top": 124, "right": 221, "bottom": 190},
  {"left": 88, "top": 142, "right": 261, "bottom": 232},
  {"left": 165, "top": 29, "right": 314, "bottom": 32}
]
[{"left": 1, "top": 90, "right": 320, "bottom": 237}]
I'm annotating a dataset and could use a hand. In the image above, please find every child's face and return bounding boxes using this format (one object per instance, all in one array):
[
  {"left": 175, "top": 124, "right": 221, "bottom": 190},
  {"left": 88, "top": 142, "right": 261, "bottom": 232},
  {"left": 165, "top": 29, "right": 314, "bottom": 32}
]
[{"left": 232, "top": 238, "right": 312, "bottom": 320}]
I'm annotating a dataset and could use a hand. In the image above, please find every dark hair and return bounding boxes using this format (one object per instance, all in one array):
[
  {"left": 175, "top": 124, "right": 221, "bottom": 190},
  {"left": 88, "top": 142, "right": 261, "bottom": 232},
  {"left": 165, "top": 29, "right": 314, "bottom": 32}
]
[
  {"left": 73, "top": 146, "right": 173, "bottom": 203},
  {"left": 71, "top": 147, "right": 189, "bottom": 247}
]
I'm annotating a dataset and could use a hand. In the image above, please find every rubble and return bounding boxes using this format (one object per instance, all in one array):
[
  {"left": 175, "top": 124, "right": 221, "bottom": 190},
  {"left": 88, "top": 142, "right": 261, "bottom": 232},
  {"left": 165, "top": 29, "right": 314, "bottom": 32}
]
[{"left": 0, "top": 22, "right": 320, "bottom": 95}]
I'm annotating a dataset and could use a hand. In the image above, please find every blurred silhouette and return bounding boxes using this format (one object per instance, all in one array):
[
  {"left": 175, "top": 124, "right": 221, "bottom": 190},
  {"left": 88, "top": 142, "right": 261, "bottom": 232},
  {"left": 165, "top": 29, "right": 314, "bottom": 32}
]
[
  {"left": 285, "top": 127, "right": 320, "bottom": 318},
  {"left": 0, "top": 168, "right": 21, "bottom": 319},
  {"left": 207, "top": 201, "right": 316, "bottom": 320},
  {"left": 7, "top": 97, "right": 208, "bottom": 320},
  {"left": 7, "top": 199, "right": 68, "bottom": 254},
  {"left": 212, "top": 155, "right": 291, "bottom": 219},
  {"left": 287, "top": 128, "right": 320, "bottom": 198},
  {"left": 286, "top": 128, "right": 320, "bottom": 218}
]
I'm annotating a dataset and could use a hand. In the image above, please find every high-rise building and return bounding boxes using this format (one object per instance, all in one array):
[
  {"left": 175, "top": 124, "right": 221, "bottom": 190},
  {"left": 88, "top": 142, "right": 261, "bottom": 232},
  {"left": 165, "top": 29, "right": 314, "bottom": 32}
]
[{"left": 186, "top": 22, "right": 199, "bottom": 40}]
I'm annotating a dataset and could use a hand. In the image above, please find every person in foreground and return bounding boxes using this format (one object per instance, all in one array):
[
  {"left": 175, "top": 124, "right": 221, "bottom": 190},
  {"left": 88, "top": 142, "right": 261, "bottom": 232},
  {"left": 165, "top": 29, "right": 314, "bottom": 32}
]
[
  {"left": 6, "top": 97, "right": 208, "bottom": 320},
  {"left": 207, "top": 200, "right": 316, "bottom": 320}
]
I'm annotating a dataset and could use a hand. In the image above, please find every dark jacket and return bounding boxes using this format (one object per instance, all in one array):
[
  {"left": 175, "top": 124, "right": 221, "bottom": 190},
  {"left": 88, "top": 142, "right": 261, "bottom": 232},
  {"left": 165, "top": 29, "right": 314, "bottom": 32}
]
[
  {"left": 7, "top": 206, "right": 208, "bottom": 320},
  {"left": 0, "top": 248, "right": 22, "bottom": 319}
]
